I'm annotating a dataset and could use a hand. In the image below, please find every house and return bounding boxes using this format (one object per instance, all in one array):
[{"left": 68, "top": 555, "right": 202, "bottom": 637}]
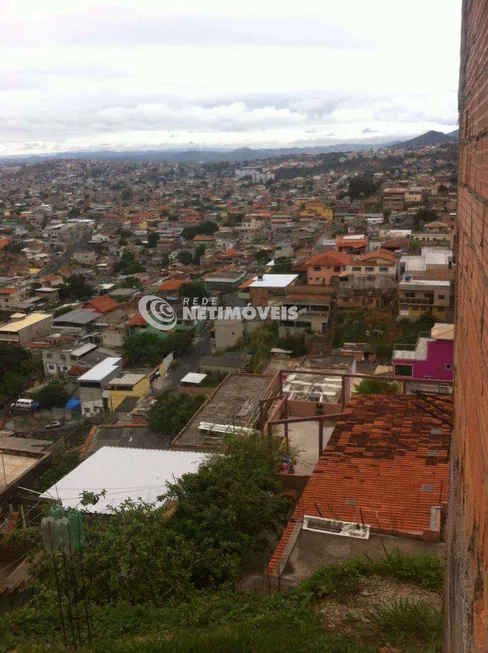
[
  {"left": 0, "top": 288, "right": 22, "bottom": 312},
  {"left": 77, "top": 357, "right": 123, "bottom": 417},
  {"left": 0, "top": 313, "right": 53, "bottom": 344},
  {"left": 156, "top": 278, "right": 188, "bottom": 300},
  {"left": 344, "top": 249, "right": 398, "bottom": 279},
  {"left": 265, "top": 394, "right": 452, "bottom": 581},
  {"left": 393, "top": 323, "right": 454, "bottom": 381},
  {"left": 398, "top": 278, "right": 451, "bottom": 321},
  {"left": 404, "top": 187, "right": 423, "bottom": 204},
  {"left": 43, "top": 343, "right": 119, "bottom": 378},
  {"left": 273, "top": 242, "right": 293, "bottom": 259},
  {"left": 305, "top": 250, "right": 352, "bottom": 285},
  {"left": 83, "top": 296, "right": 119, "bottom": 315},
  {"left": 335, "top": 234, "right": 369, "bottom": 255},
  {"left": 244, "top": 273, "right": 299, "bottom": 307},
  {"left": 400, "top": 248, "right": 453, "bottom": 277},
  {"left": 40, "top": 447, "right": 208, "bottom": 514},
  {"left": 192, "top": 234, "right": 214, "bottom": 256},
  {"left": 107, "top": 359, "right": 171, "bottom": 412},
  {"left": 204, "top": 268, "right": 247, "bottom": 293},
  {"left": 383, "top": 188, "right": 406, "bottom": 211}
]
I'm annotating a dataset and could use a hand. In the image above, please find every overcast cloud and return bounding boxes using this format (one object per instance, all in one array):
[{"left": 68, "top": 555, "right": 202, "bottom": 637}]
[{"left": 1, "top": 0, "right": 462, "bottom": 155}]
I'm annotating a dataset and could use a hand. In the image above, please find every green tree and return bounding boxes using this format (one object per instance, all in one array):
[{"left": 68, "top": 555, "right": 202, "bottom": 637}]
[
  {"left": 0, "top": 373, "right": 25, "bottom": 398},
  {"left": 273, "top": 257, "right": 293, "bottom": 274},
  {"left": 124, "top": 332, "right": 170, "bottom": 365},
  {"left": 147, "top": 393, "right": 207, "bottom": 436},
  {"left": 35, "top": 381, "right": 69, "bottom": 408},
  {"left": 146, "top": 232, "right": 159, "bottom": 248},
  {"left": 355, "top": 378, "right": 399, "bottom": 395},
  {"left": 177, "top": 251, "right": 194, "bottom": 265},
  {"left": 254, "top": 249, "right": 269, "bottom": 263},
  {"left": 413, "top": 208, "right": 437, "bottom": 231},
  {"left": 178, "top": 280, "right": 208, "bottom": 302},
  {"left": 167, "top": 435, "right": 288, "bottom": 585},
  {"left": 348, "top": 175, "right": 378, "bottom": 200}
]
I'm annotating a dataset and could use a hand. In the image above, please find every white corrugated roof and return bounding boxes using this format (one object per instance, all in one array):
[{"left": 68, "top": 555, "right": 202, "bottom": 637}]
[
  {"left": 249, "top": 274, "right": 298, "bottom": 288},
  {"left": 77, "top": 357, "right": 122, "bottom": 382},
  {"left": 180, "top": 372, "right": 207, "bottom": 384},
  {"left": 40, "top": 447, "right": 208, "bottom": 513},
  {"left": 70, "top": 343, "right": 97, "bottom": 358}
]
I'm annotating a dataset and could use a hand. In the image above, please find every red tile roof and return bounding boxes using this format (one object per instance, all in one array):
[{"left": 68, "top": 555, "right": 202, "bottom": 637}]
[
  {"left": 128, "top": 312, "right": 147, "bottom": 327},
  {"left": 266, "top": 394, "right": 452, "bottom": 575},
  {"left": 336, "top": 236, "right": 369, "bottom": 250},
  {"left": 305, "top": 250, "right": 353, "bottom": 267},
  {"left": 84, "top": 295, "right": 118, "bottom": 314},
  {"left": 0, "top": 287, "right": 17, "bottom": 294},
  {"left": 156, "top": 279, "right": 187, "bottom": 292},
  {"left": 353, "top": 249, "right": 398, "bottom": 264}
]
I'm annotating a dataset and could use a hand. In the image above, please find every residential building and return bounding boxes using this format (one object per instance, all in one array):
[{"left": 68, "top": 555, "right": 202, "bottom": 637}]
[
  {"left": 0, "top": 288, "right": 22, "bottom": 312},
  {"left": 305, "top": 250, "right": 352, "bottom": 285},
  {"left": 77, "top": 357, "right": 123, "bottom": 417},
  {"left": 335, "top": 234, "right": 369, "bottom": 255},
  {"left": 343, "top": 249, "right": 398, "bottom": 280},
  {"left": 266, "top": 395, "right": 452, "bottom": 581},
  {"left": 383, "top": 187, "right": 406, "bottom": 211},
  {"left": 398, "top": 278, "right": 451, "bottom": 321},
  {"left": 40, "top": 447, "right": 208, "bottom": 514},
  {"left": 0, "top": 313, "right": 53, "bottom": 344},
  {"left": 393, "top": 323, "right": 454, "bottom": 381},
  {"left": 43, "top": 342, "right": 119, "bottom": 378},
  {"left": 107, "top": 359, "right": 170, "bottom": 412}
]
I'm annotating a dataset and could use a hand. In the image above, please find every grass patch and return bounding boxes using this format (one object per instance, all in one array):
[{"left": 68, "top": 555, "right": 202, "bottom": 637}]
[
  {"left": 1, "top": 551, "right": 443, "bottom": 653},
  {"left": 333, "top": 310, "right": 436, "bottom": 361},
  {"left": 368, "top": 598, "right": 442, "bottom": 647},
  {"left": 300, "top": 549, "right": 443, "bottom": 597}
]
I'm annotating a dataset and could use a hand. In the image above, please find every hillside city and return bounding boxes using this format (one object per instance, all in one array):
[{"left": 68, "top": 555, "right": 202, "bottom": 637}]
[{"left": 0, "top": 132, "right": 460, "bottom": 651}]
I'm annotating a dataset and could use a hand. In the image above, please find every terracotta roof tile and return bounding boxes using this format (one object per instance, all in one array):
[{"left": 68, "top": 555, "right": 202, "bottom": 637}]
[{"left": 265, "top": 394, "right": 452, "bottom": 574}]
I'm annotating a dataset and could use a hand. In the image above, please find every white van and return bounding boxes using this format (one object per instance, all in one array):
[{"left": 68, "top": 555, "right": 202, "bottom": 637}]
[{"left": 11, "top": 398, "right": 36, "bottom": 411}]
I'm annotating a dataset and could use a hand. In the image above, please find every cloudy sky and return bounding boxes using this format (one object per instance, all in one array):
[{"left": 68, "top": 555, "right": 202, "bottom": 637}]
[{"left": 2, "top": 0, "right": 462, "bottom": 155}]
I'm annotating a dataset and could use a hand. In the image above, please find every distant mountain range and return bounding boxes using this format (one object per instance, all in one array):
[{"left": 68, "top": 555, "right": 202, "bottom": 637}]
[
  {"left": 0, "top": 130, "right": 459, "bottom": 164},
  {"left": 396, "top": 129, "right": 459, "bottom": 149}
]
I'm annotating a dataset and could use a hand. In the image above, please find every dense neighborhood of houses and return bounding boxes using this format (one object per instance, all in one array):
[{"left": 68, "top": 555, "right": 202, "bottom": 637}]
[{"left": 0, "top": 140, "right": 456, "bottom": 632}]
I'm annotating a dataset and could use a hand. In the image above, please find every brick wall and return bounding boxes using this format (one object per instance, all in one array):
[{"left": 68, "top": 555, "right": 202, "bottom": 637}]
[{"left": 446, "top": 1, "right": 488, "bottom": 651}]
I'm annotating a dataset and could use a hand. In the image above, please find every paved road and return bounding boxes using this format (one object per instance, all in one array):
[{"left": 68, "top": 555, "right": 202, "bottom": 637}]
[
  {"left": 34, "top": 228, "right": 94, "bottom": 277},
  {"left": 161, "top": 325, "right": 212, "bottom": 394}
]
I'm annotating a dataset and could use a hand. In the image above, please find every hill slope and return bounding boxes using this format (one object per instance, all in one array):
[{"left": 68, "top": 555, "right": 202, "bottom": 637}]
[{"left": 399, "top": 130, "right": 457, "bottom": 149}]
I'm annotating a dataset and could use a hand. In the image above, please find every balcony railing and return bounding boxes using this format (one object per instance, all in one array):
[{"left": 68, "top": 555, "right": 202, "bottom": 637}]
[{"left": 399, "top": 298, "right": 434, "bottom": 306}]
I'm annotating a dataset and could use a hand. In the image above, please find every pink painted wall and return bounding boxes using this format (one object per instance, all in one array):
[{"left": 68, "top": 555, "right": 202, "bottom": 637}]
[{"left": 394, "top": 339, "right": 453, "bottom": 381}]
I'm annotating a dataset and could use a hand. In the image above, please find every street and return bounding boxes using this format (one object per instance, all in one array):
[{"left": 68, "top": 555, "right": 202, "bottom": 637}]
[{"left": 161, "top": 324, "right": 212, "bottom": 394}]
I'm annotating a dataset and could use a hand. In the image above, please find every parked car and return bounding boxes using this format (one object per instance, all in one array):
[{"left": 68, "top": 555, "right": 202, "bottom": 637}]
[
  {"left": 45, "top": 420, "right": 64, "bottom": 430},
  {"left": 11, "top": 398, "right": 40, "bottom": 411}
]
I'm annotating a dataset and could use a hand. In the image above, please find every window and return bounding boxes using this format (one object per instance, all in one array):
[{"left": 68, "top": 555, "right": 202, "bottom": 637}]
[
  {"left": 45, "top": 353, "right": 52, "bottom": 358},
  {"left": 313, "top": 266, "right": 321, "bottom": 271},
  {"left": 437, "top": 306, "right": 445, "bottom": 312},
  {"left": 334, "top": 266, "right": 340, "bottom": 272},
  {"left": 446, "top": 364, "right": 453, "bottom": 370},
  {"left": 48, "top": 364, "right": 56, "bottom": 370},
  {"left": 438, "top": 295, "right": 445, "bottom": 299},
  {"left": 352, "top": 266, "right": 361, "bottom": 271},
  {"left": 365, "top": 266, "right": 374, "bottom": 272},
  {"left": 405, "top": 292, "right": 415, "bottom": 298},
  {"left": 379, "top": 267, "right": 389, "bottom": 272},
  {"left": 395, "top": 364, "right": 413, "bottom": 377},
  {"left": 424, "top": 376, "right": 430, "bottom": 380}
]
